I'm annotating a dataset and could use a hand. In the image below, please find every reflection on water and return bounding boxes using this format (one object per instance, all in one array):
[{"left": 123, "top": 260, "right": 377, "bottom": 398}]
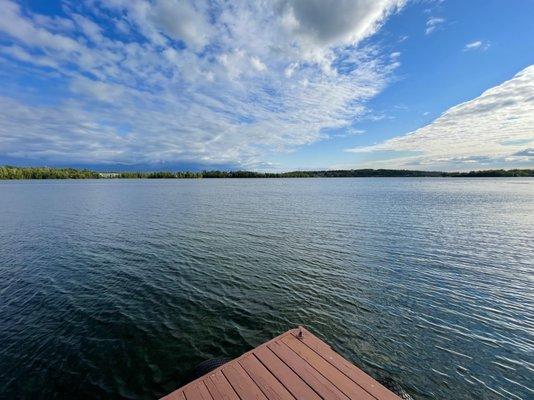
[{"left": 0, "top": 178, "right": 533, "bottom": 399}]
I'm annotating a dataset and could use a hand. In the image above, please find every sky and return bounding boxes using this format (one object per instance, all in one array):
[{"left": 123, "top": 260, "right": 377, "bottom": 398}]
[{"left": 0, "top": 0, "right": 533, "bottom": 172}]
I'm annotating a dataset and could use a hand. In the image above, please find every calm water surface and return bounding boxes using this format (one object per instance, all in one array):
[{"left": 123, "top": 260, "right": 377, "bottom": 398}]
[{"left": 0, "top": 178, "right": 533, "bottom": 399}]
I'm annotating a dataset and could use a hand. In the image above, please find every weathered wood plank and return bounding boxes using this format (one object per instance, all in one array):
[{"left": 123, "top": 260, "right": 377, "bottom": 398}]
[
  {"left": 239, "top": 354, "right": 296, "bottom": 400},
  {"left": 222, "top": 362, "right": 268, "bottom": 400},
  {"left": 254, "top": 346, "right": 322, "bottom": 400},
  {"left": 161, "top": 389, "right": 186, "bottom": 400},
  {"left": 204, "top": 371, "right": 240, "bottom": 400},
  {"left": 183, "top": 382, "right": 213, "bottom": 400},
  {"left": 268, "top": 340, "right": 349, "bottom": 400},
  {"left": 282, "top": 334, "right": 376, "bottom": 400},
  {"left": 289, "top": 328, "right": 399, "bottom": 400}
]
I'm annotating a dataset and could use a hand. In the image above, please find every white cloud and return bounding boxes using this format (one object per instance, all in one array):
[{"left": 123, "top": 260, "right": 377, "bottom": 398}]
[
  {"left": 463, "top": 40, "right": 490, "bottom": 52},
  {"left": 250, "top": 56, "right": 267, "bottom": 72},
  {"left": 72, "top": 14, "right": 104, "bottom": 43},
  {"left": 425, "top": 17, "right": 444, "bottom": 34},
  {"left": 149, "top": 0, "right": 214, "bottom": 50},
  {"left": 0, "top": 0, "right": 405, "bottom": 167},
  {"left": 0, "top": 1, "right": 80, "bottom": 52},
  {"left": 284, "top": 62, "right": 299, "bottom": 78},
  {"left": 277, "top": 0, "right": 405, "bottom": 46},
  {"left": 465, "top": 40, "right": 482, "bottom": 50},
  {"left": 0, "top": 45, "right": 58, "bottom": 69},
  {"left": 346, "top": 65, "right": 534, "bottom": 169}
]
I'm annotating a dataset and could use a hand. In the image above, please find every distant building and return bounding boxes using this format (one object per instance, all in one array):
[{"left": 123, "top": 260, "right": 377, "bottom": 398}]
[{"left": 98, "top": 172, "right": 120, "bottom": 178}]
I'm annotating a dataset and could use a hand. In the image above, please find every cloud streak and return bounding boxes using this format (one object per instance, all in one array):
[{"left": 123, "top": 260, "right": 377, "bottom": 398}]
[
  {"left": 346, "top": 65, "right": 534, "bottom": 169},
  {"left": 425, "top": 16, "right": 445, "bottom": 34},
  {"left": 463, "top": 40, "right": 490, "bottom": 51}
]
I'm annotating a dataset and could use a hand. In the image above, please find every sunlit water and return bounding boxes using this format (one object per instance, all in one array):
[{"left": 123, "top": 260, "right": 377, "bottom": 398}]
[{"left": 0, "top": 178, "right": 533, "bottom": 399}]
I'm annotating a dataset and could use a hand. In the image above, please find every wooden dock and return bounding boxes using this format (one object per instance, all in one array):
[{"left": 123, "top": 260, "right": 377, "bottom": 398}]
[{"left": 162, "top": 327, "right": 400, "bottom": 400}]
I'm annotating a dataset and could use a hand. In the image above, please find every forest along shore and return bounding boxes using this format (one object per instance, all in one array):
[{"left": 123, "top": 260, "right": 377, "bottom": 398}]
[{"left": 0, "top": 165, "right": 533, "bottom": 179}]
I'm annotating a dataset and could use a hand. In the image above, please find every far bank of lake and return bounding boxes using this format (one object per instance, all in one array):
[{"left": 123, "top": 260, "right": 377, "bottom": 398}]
[{"left": 0, "top": 165, "right": 533, "bottom": 180}]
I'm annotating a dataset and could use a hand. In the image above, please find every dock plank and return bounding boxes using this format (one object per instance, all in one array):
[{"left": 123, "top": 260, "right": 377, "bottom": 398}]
[
  {"left": 204, "top": 371, "right": 240, "bottom": 400},
  {"left": 289, "top": 328, "right": 399, "bottom": 400},
  {"left": 161, "top": 389, "right": 186, "bottom": 400},
  {"left": 239, "top": 354, "right": 296, "bottom": 400},
  {"left": 222, "top": 362, "right": 268, "bottom": 400},
  {"left": 268, "top": 340, "right": 349, "bottom": 400},
  {"left": 281, "top": 334, "right": 376, "bottom": 400},
  {"left": 184, "top": 382, "right": 213, "bottom": 400},
  {"left": 254, "top": 346, "right": 321, "bottom": 400}
]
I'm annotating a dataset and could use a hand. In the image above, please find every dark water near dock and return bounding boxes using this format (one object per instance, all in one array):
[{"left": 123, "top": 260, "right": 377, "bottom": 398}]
[{"left": 1, "top": 178, "right": 533, "bottom": 399}]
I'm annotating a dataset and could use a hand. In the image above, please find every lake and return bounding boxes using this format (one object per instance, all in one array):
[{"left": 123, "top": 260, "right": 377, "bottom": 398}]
[{"left": 0, "top": 178, "right": 532, "bottom": 399}]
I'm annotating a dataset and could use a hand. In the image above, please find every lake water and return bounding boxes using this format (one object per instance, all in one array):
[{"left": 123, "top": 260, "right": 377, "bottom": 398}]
[{"left": 0, "top": 178, "right": 533, "bottom": 399}]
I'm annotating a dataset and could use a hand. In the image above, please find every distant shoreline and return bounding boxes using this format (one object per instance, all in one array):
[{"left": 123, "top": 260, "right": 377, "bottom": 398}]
[{"left": 1, "top": 166, "right": 532, "bottom": 179}]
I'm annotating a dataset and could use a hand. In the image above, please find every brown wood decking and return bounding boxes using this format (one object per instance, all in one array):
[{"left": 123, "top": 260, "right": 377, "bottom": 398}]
[{"left": 161, "top": 327, "right": 400, "bottom": 400}]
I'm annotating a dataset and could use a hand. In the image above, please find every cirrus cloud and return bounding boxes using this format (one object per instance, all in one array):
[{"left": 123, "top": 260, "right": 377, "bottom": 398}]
[
  {"left": 463, "top": 40, "right": 490, "bottom": 52},
  {"left": 425, "top": 16, "right": 445, "bottom": 35}
]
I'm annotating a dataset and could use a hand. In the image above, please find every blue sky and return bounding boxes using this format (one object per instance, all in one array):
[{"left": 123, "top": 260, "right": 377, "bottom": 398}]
[{"left": 0, "top": 0, "right": 533, "bottom": 171}]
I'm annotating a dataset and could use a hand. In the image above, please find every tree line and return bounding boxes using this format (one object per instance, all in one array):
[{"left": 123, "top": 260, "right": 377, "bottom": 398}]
[
  {"left": 0, "top": 166, "right": 99, "bottom": 179},
  {"left": 0, "top": 165, "right": 532, "bottom": 180}
]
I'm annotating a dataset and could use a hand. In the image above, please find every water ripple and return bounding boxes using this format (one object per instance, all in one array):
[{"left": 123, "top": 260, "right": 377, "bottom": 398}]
[{"left": 0, "top": 178, "right": 532, "bottom": 399}]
